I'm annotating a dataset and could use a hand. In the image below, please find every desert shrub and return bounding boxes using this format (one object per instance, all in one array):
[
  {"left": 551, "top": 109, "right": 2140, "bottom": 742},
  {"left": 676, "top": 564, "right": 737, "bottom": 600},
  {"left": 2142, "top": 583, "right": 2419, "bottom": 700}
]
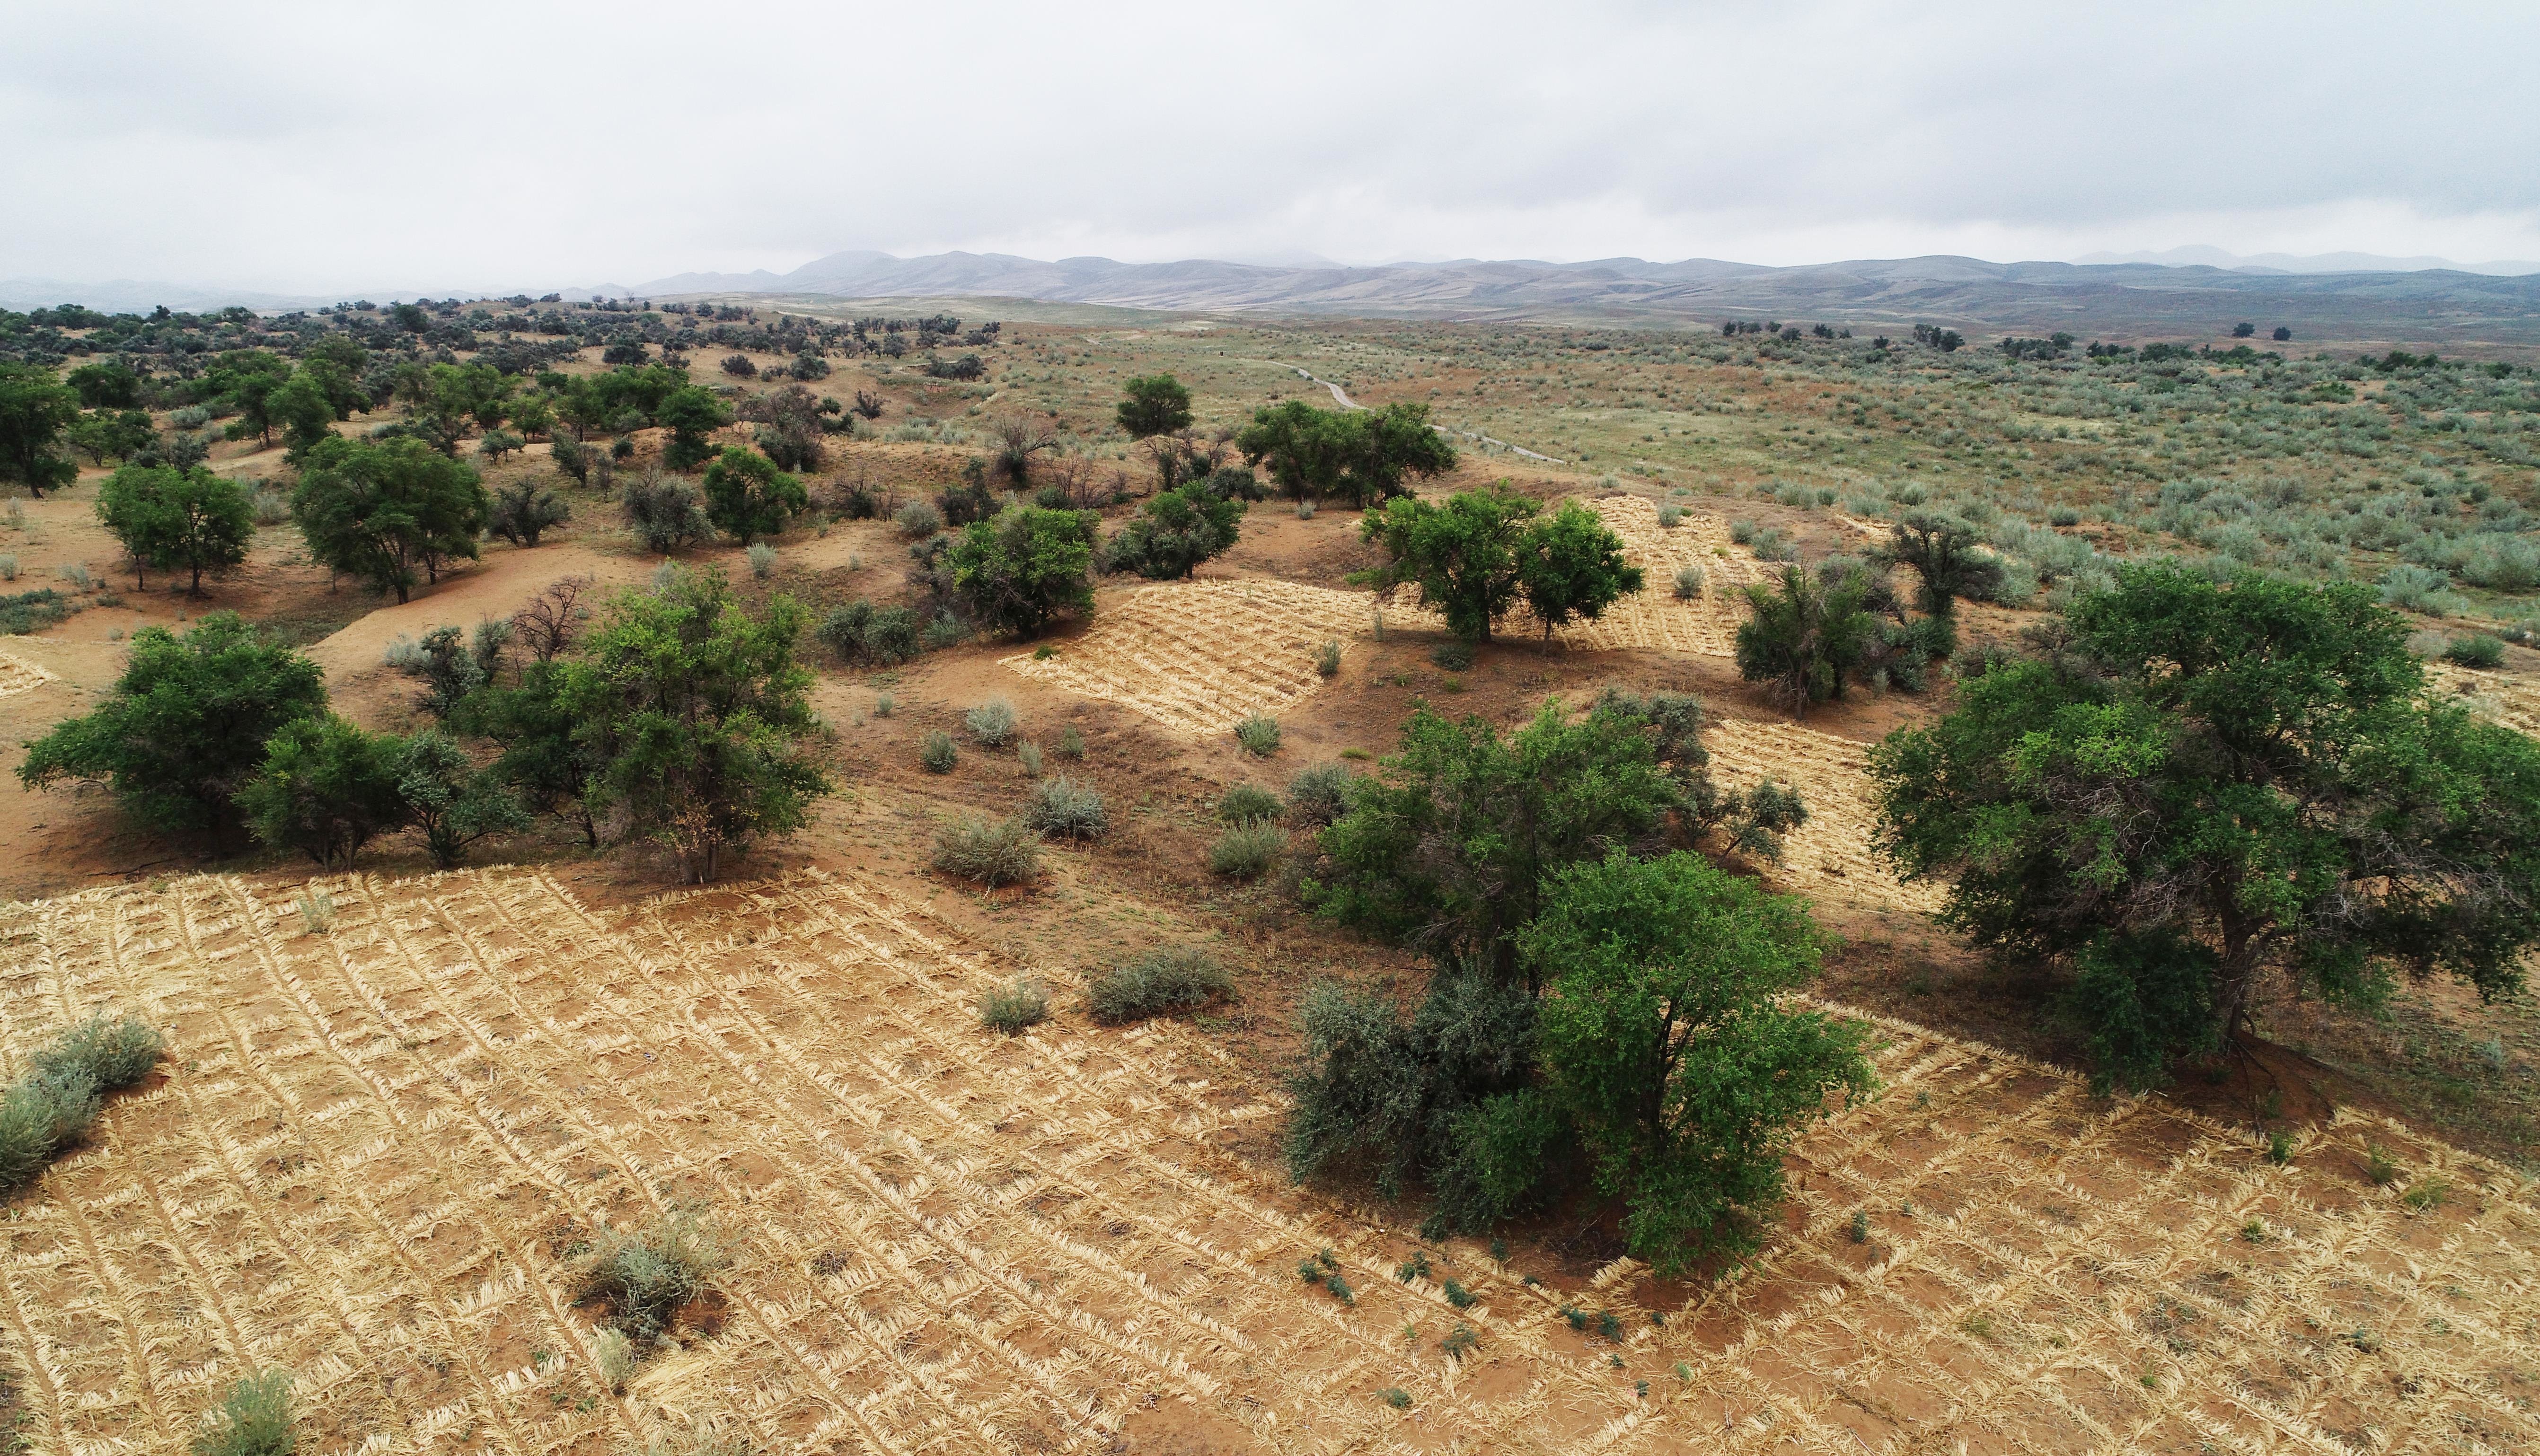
[
  {"left": 964, "top": 697, "right": 1018, "bottom": 746},
  {"left": 2445, "top": 633, "right": 2506, "bottom": 668},
  {"left": 1673, "top": 565, "right": 1704, "bottom": 599},
  {"left": 1087, "top": 946, "right": 1233, "bottom": 1024},
  {"left": 1017, "top": 741, "right": 1044, "bottom": 776},
  {"left": 1656, "top": 503, "right": 1684, "bottom": 528},
  {"left": 746, "top": 544, "right": 777, "bottom": 580},
  {"left": 1314, "top": 638, "right": 1341, "bottom": 677},
  {"left": 2378, "top": 563, "right": 2456, "bottom": 616},
  {"left": 1217, "top": 783, "right": 1282, "bottom": 823},
  {"left": 950, "top": 504, "right": 1100, "bottom": 639},
  {"left": 920, "top": 610, "right": 969, "bottom": 652},
  {"left": 2458, "top": 534, "right": 2540, "bottom": 592},
  {"left": 0, "top": 1066, "right": 101, "bottom": 1193},
  {"left": 933, "top": 813, "right": 1042, "bottom": 886},
  {"left": 978, "top": 978, "right": 1050, "bottom": 1034},
  {"left": 190, "top": 1368, "right": 295, "bottom": 1456},
  {"left": 577, "top": 1209, "right": 728, "bottom": 1339},
  {"left": 1287, "top": 762, "right": 1354, "bottom": 824},
  {"left": 594, "top": 1328, "right": 636, "bottom": 1390},
  {"left": 1729, "top": 518, "right": 1757, "bottom": 544},
  {"left": 1209, "top": 821, "right": 1284, "bottom": 878},
  {"left": 920, "top": 730, "right": 956, "bottom": 772},
  {"left": 621, "top": 470, "right": 711, "bottom": 553},
  {"left": 1023, "top": 774, "right": 1106, "bottom": 839},
  {"left": 1235, "top": 713, "right": 1281, "bottom": 756},
  {"left": 720, "top": 354, "right": 757, "bottom": 377},
  {"left": 33, "top": 1012, "right": 164, "bottom": 1091},
  {"left": 895, "top": 500, "right": 943, "bottom": 539},
  {"left": 817, "top": 600, "right": 921, "bottom": 667},
  {"left": 1429, "top": 640, "right": 1474, "bottom": 671}
]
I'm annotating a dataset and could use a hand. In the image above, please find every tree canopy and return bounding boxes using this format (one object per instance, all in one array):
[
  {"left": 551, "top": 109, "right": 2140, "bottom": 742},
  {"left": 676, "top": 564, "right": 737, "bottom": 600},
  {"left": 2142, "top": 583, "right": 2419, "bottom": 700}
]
[
  {"left": 1100, "top": 482, "right": 1246, "bottom": 579},
  {"left": 1236, "top": 401, "right": 1456, "bottom": 507},
  {"left": 658, "top": 385, "right": 732, "bottom": 470},
  {"left": 290, "top": 436, "right": 489, "bottom": 603},
  {"left": 1871, "top": 563, "right": 2540, "bottom": 1089},
  {"left": 18, "top": 614, "right": 327, "bottom": 836},
  {"left": 1735, "top": 564, "right": 1878, "bottom": 718},
  {"left": 0, "top": 362, "right": 80, "bottom": 497},
  {"left": 700, "top": 446, "right": 806, "bottom": 544},
  {"left": 94, "top": 464, "right": 254, "bottom": 594},
  {"left": 236, "top": 713, "right": 410, "bottom": 870},
  {"left": 1360, "top": 485, "right": 1538, "bottom": 641},
  {"left": 1115, "top": 373, "right": 1193, "bottom": 439},
  {"left": 949, "top": 503, "right": 1100, "bottom": 638},
  {"left": 1516, "top": 500, "right": 1643, "bottom": 641}
]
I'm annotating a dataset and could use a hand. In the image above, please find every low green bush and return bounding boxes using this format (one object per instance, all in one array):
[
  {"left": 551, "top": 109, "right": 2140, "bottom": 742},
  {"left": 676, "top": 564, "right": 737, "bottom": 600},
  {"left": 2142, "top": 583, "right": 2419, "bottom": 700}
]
[
  {"left": 576, "top": 1209, "right": 728, "bottom": 1339},
  {"left": 1235, "top": 714, "right": 1281, "bottom": 756},
  {"left": 1209, "top": 821, "right": 1284, "bottom": 878},
  {"left": 1087, "top": 946, "right": 1232, "bottom": 1024},
  {"left": 1024, "top": 775, "right": 1106, "bottom": 839},
  {"left": 978, "top": 978, "right": 1050, "bottom": 1034},
  {"left": 920, "top": 730, "right": 956, "bottom": 773},
  {"left": 2445, "top": 633, "right": 2506, "bottom": 669},
  {"left": 933, "top": 813, "right": 1041, "bottom": 886},
  {"left": 1217, "top": 783, "right": 1281, "bottom": 823},
  {"left": 191, "top": 1368, "right": 295, "bottom": 1456},
  {"left": 1286, "top": 762, "right": 1354, "bottom": 824}
]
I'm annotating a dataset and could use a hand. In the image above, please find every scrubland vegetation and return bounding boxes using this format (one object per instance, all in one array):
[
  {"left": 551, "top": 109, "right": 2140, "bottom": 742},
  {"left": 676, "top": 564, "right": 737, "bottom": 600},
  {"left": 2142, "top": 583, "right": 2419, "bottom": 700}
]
[{"left": 3, "top": 293, "right": 2539, "bottom": 1455}]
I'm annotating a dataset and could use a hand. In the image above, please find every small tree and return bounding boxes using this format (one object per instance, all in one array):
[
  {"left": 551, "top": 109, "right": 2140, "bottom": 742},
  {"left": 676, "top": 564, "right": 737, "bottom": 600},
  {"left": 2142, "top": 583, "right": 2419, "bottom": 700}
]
[
  {"left": 470, "top": 659, "right": 603, "bottom": 846},
  {"left": 95, "top": 465, "right": 254, "bottom": 595},
  {"left": 291, "top": 436, "right": 488, "bottom": 603},
  {"left": 620, "top": 467, "right": 711, "bottom": 553},
  {"left": 657, "top": 386, "right": 732, "bottom": 470},
  {"left": 486, "top": 481, "right": 570, "bottom": 547},
  {"left": 0, "top": 361, "right": 80, "bottom": 496},
  {"left": 1735, "top": 565, "right": 1876, "bottom": 719},
  {"left": 1517, "top": 500, "right": 1641, "bottom": 641},
  {"left": 558, "top": 567, "right": 831, "bottom": 881},
  {"left": 397, "top": 728, "right": 529, "bottom": 868},
  {"left": 1361, "top": 485, "right": 1538, "bottom": 642},
  {"left": 208, "top": 350, "right": 293, "bottom": 447},
  {"left": 950, "top": 504, "right": 1100, "bottom": 639},
  {"left": 272, "top": 372, "right": 339, "bottom": 461},
  {"left": 237, "top": 714, "right": 410, "bottom": 869},
  {"left": 19, "top": 614, "right": 326, "bottom": 837},
  {"left": 1100, "top": 483, "right": 1245, "bottom": 579},
  {"left": 699, "top": 447, "right": 806, "bottom": 545},
  {"left": 1235, "top": 400, "right": 1356, "bottom": 501},
  {"left": 1115, "top": 374, "right": 1192, "bottom": 439},
  {"left": 65, "top": 361, "right": 141, "bottom": 409},
  {"left": 1341, "top": 403, "right": 1457, "bottom": 508},
  {"left": 1875, "top": 512, "right": 2002, "bottom": 621},
  {"left": 1523, "top": 851, "right": 1876, "bottom": 1272}
]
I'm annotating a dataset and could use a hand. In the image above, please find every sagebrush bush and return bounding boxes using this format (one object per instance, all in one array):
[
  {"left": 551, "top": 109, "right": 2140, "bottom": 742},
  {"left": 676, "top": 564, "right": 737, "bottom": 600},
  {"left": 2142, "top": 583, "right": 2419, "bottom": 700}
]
[
  {"left": 1235, "top": 714, "right": 1281, "bottom": 756},
  {"left": 920, "top": 730, "right": 956, "bottom": 773},
  {"left": 964, "top": 697, "right": 1019, "bottom": 746},
  {"left": 1672, "top": 565, "right": 1704, "bottom": 599},
  {"left": 978, "top": 977, "right": 1050, "bottom": 1034},
  {"left": 1209, "top": 821, "right": 1284, "bottom": 878},
  {"left": 191, "top": 1368, "right": 295, "bottom": 1456},
  {"left": 933, "top": 813, "right": 1042, "bottom": 886},
  {"left": 35, "top": 1012, "right": 165, "bottom": 1090},
  {"left": 577, "top": 1209, "right": 728, "bottom": 1339},
  {"left": 0, "top": 1069, "right": 100, "bottom": 1192},
  {"left": 1055, "top": 724, "right": 1086, "bottom": 759},
  {"left": 1088, "top": 946, "right": 1232, "bottom": 1024},
  {"left": 1024, "top": 774, "right": 1106, "bottom": 838},
  {"left": 1287, "top": 762, "right": 1354, "bottom": 824},
  {"left": 920, "top": 611, "right": 968, "bottom": 651},
  {"left": 621, "top": 471, "right": 711, "bottom": 554},
  {"left": 896, "top": 500, "right": 943, "bottom": 538},
  {"left": 1217, "top": 783, "right": 1282, "bottom": 823},
  {"left": 1314, "top": 639, "right": 1342, "bottom": 677},
  {"left": 746, "top": 543, "right": 777, "bottom": 580},
  {"left": 1017, "top": 741, "right": 1044, "bottom": 777},
  {"left": 2445, "top": 632, "right": 2506, "bottom": 669}
]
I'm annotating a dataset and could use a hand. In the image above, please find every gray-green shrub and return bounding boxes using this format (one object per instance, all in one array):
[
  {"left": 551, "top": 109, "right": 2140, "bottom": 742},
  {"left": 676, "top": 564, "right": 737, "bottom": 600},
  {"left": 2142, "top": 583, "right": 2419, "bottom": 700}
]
[
  {"left": 978, "top": 978, "right": 1050, "bottom": 1034},
  {"left": 1024, "top": 774, "right": 1106, "bottom": 839},
  {"left": 920, "top": 730, "right": 956, "bottom": 772},
  {"left": 1217, "top": 783, "right": 1281, "bottom": 823},
  {"left": 1287, "top": 763, "right": 1354, "bottom": 825},
  {"left": 1087, "top": 946, "right": 1233, "bottom": 1024},
  {"left": 964, "top": 697, "right": 1018, "bottom": 746},
  {"left": 933, "top": 813, "right": 1041, "bottom": 886},
  {"left": 191, "top": 1368, "right": 295, "bottom": 1456},
  {"left": 1209, "top": 821, "right": 1284, "bottom": 878},
  {"left": 576, "top": 1209, "right": 728, "bottom": 1339},
  {"left": 1235, "top": 714, "right": 1281, "bottom": 756}
]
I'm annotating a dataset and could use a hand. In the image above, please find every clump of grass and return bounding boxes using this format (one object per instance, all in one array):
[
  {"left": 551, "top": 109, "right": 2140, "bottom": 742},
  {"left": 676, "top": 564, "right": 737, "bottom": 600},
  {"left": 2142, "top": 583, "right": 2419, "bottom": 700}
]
[
  {"left": 1314, "top": 639, "right": 1341, "bottom": 677},
  {"left": 35, "top": 1012, "right": 164, "bottom": 1090},
  {"left": 920, "top": 730, "right": 956, "bottom": 773},
  {"left": 1442, "top": 1325, "right": 1479, "bottom": 1361},
  {"left": 1596, "top": 1310, "right": 1623, "bottom": 1342},
  {"left": 1209, "top": 821, "right": 1284, "bottom": 879},
  {"left": 978, "top": 978, "right": 1050, "bottom": 1034},
  {"left": 2364, "top": 1143, "right": 2401, "bottom": 1186},
  {"left": 1055, "top": 724, "right": 1086, "bottom": 759},
  {"left": 1234, "top": 713, "right": 1281, "bottom": 756},
  {"left": 1023, "top": 774, "right": 1106, "bottom": 839},
  {"left": 576, "top": 1209, "right": 728, "bottom": 1340},
  {"left": 964, "top": 697, "right": 1018, "bottom": 746},
  {"left": 2240, "top": 1219, "right": 2268, "bottom": 1243},
  {"left": 1087, "top": 946, "right": 1231, "bottom": 1024},
  {"left": 0, "top": 1068, "right": 101, "bottom": 1192},
  {"left": 594, "top": 1327, "right": 637, "bottom": 1390},
  {"left": 191, "top": 1368, "right": 294, "bottom": 1456},
  {"left": 2266, "top": 1130, "right": 2294, "bottom": 1166},
  {"left": 1561, "top": 1304, "right": 1589, "bottom": 1332},
  {"left": 1429, "top": 640, "right": 1474, "bottom": 671},
  {"left": 1442, "top": 1278, "right": 1476, "bottom": 1309},
  {"left": 873, "top": 692, "right": 895, "bottom": 718},
  {"left": 2401, "top": 1177, "right": 2450, "bottom": 1211},
  {"left": 1017, "top": 741, "right": 1044, "bottom": 777},
  {"left": 933, "top": 814, "right": 1042, "bottom": 887},
  {"left": 1960, "top": 1312, "right": 1993, "bottom": 1341},
  {"left": 1848, "top": 1209, "right": 1870, "bottom": 1243},
  {"left": 1656, "top": 503, "right": 1684, "bottom": 528},
  {"left": 1380, "top": 1388, "right": 1411, "bottom": 1410},
  {"left": 1217, "top": 783, "right": 1281, "bottom": 824},
  {"left": 1395, "top": 1252, "right": 1431, "bottom": 1282},
  {"left": 1287, "top": 762, "right": 1353, "bottom": 824}
]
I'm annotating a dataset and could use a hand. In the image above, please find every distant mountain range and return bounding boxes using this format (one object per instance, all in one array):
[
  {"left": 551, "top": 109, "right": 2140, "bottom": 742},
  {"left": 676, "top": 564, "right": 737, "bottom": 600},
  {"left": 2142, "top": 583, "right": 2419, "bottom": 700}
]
[
  {"left": 591, "top": 249, "right": 2540, "bottom": 345},
  {"left": 12, "top": 247, "right": 2540, "bottom": 346},
  {"left": 2074, "top": 246, "right": 2540, "bottom": 276}
]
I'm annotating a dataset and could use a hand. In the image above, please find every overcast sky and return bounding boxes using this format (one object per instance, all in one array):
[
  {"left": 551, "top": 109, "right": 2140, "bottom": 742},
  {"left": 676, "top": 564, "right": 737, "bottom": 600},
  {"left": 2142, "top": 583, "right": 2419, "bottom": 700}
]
[{"left": 7, "top": 0, "right": 2535, "bottom": 295}]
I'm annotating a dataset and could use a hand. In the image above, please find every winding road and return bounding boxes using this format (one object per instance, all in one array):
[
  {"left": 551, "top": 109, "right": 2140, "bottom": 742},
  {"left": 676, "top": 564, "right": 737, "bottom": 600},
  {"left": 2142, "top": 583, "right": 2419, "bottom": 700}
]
[{"left": 1283, "top": 366, "right": 1566, "bottom": 464}]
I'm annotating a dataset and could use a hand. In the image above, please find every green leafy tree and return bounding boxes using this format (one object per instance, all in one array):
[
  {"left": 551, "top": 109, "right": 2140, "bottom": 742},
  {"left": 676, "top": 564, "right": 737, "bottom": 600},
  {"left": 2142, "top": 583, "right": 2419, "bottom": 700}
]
[
  {"left": 1307, "top": 696, "right": 1681, "bottom": 984},
  {"left": 291, "top": 436, "right": 489, "bottom": 602},
  {"left": 1100, "top": 482, "right": 1246, "bottom": 579},
  {"left": 65, "top": 408, "right": 156, "bottom": 466},
  {"left": 237, "top": 714, "right": 410, "bottom": 869},
  {"left": 272, "top": 372, "right": 340, "bottom": 461},
  {"left": 1361, "top": 485, "right": 1538, "bottom": 642},
  {"left": 397, "top": 728, "right": 530, "bottom": 868},
  {"left": 1517, "top": 500, "right": 1642, "bottom": 640},
  {"left": 557, "top": 567, "right": 831, "bottom": 882},
  {"left": 0, "top": 361, "right": 81, "bottom": 496},
  {"left": 19, "top": 614, "right": 326, "bottom": 836},
  {"left": 208, "top": 350, "right": 293, "bottom": 447},
  {"left": 65, "top": 361, "right": 141, "bottom": 409},
  {"left": 657, "top": 385, "right": 732, "bottom": 471},
  {"left": 1735, "top": 565, "right": 1877, "bottom": 719},
  {"left": 470, "top": 660, "right": 604, "bottom": 846},
  {"left": 1115, "top": 373, "right": 1193, "bottom": 439},
  {"left": 1523, "top": 851, "right": 1876, "bottom": 1272},
  {"left": 1871, "top": 564, "right": 2540, "bottom": 1089},
  {"left": 699, "top": 446, "right": 806, "bottom": 544},
  {"left": 949, "top": 504, "right": 1100, "bottom": 638},
  {"left": 1235, "top": 400, "right": 1356, "bottom": 501},
  {"left": 1341, "top": 403, "right": 1457, "bottom": 507},
  {"left": 94, "top": 464, "right": 254, "bottom": 594},
  {"left": 1875, "top": 512, "right": 2003, "bottom": 622}
]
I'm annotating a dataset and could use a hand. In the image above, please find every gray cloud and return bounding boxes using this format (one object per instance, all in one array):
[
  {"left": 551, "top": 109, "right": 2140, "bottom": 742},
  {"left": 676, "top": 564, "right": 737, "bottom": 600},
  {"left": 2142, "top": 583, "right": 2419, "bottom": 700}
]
[{"left": 6, "top": 0, "right": 2535, "bottom": 296}]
